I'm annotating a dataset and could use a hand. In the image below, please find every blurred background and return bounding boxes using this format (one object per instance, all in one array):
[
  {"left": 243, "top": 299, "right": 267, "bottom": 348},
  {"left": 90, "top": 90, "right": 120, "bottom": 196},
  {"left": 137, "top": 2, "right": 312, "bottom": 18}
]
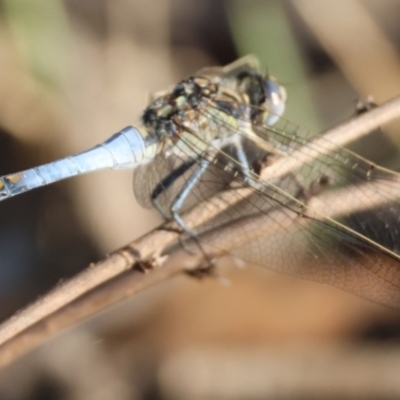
[{"left": 1, "top": 0, "right": 400, "bottom": 399}]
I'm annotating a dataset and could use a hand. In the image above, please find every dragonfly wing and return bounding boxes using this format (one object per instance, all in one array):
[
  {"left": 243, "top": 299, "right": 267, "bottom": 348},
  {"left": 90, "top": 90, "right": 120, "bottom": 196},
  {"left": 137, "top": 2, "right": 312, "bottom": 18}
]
[
  {"left": 201, "top": 102, "right": 400, "bottom": 218},
  {"left": 193, "top": 55, "right": 261, "bottom": 81},
  {"left": 169, "top": 103, "right": 400, "bottom": 308},
  {"left": 133, "top": 150, "right": 224, "bottom": 216},
  {"left": 132, "top": 61, "right": 400, "bottom": 309},
  {"left": 133, "top": 154, "right": 185, "bottom": 210},
  {"left": 228, "top": 201, "right": 400, "bottom": 308}
]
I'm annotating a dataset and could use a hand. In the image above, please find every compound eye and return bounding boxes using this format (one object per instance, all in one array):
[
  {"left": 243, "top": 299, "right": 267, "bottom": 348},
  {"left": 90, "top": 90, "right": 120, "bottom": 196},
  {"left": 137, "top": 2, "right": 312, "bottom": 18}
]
[{"left": 262, "top": 77, "right": 287, "bottom": 126}]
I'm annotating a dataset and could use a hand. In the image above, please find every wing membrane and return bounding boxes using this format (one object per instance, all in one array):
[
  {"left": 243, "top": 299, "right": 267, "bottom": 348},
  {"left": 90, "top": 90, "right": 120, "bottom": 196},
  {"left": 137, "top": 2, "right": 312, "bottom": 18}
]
[{"left": 133, "top": 87, "right": 400, "bottom": 307}]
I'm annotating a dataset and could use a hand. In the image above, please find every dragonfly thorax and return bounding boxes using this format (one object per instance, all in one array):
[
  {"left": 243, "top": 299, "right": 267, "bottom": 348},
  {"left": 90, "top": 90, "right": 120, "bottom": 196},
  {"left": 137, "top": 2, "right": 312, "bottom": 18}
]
[{"left": 141, "top": 76, "right": 219, "bottom": 141}]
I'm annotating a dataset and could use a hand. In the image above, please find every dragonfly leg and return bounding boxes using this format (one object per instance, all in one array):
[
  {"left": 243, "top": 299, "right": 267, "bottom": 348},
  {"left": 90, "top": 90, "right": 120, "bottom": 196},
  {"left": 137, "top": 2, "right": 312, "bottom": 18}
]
[
  {"left": 230, "top": 137, "right": 267, "bottom": 191},
  {"left": 151, "top": 158, "right": 197, "bottom": 221},
  {"left": 232, "top": 138, "right": 254, "bottom": 185},
  {"left": 150, "top": 155, "right": 214, "bottom": 265},
  {"left": 170, "top": 157, "right": 215, "bottom": 266},
  {"left": 170, "top": 157, "right": 211, "bottom": 234}
]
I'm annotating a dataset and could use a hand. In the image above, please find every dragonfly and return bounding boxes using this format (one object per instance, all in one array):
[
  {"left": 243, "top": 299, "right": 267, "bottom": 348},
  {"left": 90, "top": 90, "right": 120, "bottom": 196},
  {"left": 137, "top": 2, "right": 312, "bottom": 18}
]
[{"left": 1, "top": 55, "right": 400, "bottom": 308}]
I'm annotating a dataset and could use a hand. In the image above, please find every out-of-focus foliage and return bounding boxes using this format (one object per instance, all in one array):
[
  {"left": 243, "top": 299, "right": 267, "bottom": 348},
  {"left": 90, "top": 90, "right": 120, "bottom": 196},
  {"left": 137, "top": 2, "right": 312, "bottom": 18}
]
[{"left": 3, "top": 0, "right": 71, "bottom": 88}]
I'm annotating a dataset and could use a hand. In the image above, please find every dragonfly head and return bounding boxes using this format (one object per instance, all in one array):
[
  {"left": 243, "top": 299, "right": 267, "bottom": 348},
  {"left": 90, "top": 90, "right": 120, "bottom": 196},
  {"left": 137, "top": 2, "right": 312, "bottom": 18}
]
[
  {"left": 260, "top": 76, "right": 287, "bottom": 126},
  {"left": 236, "top": 70, "right": 286, "bottom": 127}
]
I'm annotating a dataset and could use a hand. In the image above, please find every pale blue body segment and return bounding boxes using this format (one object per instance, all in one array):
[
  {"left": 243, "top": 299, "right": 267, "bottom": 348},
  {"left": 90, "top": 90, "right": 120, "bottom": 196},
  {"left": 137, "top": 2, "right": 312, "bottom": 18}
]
[{"left": 0, "top": 126, "right": 158, "bottom": 201}]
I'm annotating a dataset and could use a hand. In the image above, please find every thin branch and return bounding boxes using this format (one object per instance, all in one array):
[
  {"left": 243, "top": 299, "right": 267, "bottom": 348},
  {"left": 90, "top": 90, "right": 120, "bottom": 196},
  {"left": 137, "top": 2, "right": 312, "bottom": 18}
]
[
  {"left": 0, "top": 252, "right": 195, "bottom": 368},
  {"left": 0, "top": 95, "right": 399, "bottom": 368}
]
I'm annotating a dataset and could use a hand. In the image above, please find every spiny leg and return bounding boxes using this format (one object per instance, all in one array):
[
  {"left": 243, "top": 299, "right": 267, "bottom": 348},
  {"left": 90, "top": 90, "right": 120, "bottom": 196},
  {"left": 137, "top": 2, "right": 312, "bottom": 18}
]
[
  {"left": 170, "top": 157, "right": 211, "bottom": 234},
  {"left": 233, "top": 138, "right": 326, "bottom": 204},
  {"left": 170, "top": 141, "right": 263, "bottom": 274},
  {"left": 230, "top": 136, "right": 268, "bottom": 192},
  {"left": 151, "top": 158, "right": 197, "bottom": 221},
  {"left": 150, "top": 155, "right": 214, "bottom": 267},
  {"left": 232, "top": 137, "right": 254, "bottom": 185},
  {"left": 169, "top": 157, "right": 214, "bottom": 269}
]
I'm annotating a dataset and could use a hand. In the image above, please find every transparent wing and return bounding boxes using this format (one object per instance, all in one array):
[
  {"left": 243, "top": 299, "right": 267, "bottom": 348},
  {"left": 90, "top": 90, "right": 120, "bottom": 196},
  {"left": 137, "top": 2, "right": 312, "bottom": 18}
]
[
  {"left": 195, "top": 170, "right": 400, "bottom": 308},
  {"left": 229, "top": 201, "right": 400, "bottom": 308},
  {"left": 160, "top": 101, "right": 400, "bottom": 308},
  {"left": 201, "top": 102, "right": 400, "bottom": 213},
  {"left": 133, "top": 154, "right": 178, "bottom": 209},
  {"left": 133, "top": 148, "right": 229, "bottom": 215}
]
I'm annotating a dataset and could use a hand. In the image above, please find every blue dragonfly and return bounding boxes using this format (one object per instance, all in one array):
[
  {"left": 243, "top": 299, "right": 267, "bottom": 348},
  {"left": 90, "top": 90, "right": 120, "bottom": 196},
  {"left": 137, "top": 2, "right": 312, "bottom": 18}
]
[{"left": 1, "top": 55, "right": 400, "bottom": 308}]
